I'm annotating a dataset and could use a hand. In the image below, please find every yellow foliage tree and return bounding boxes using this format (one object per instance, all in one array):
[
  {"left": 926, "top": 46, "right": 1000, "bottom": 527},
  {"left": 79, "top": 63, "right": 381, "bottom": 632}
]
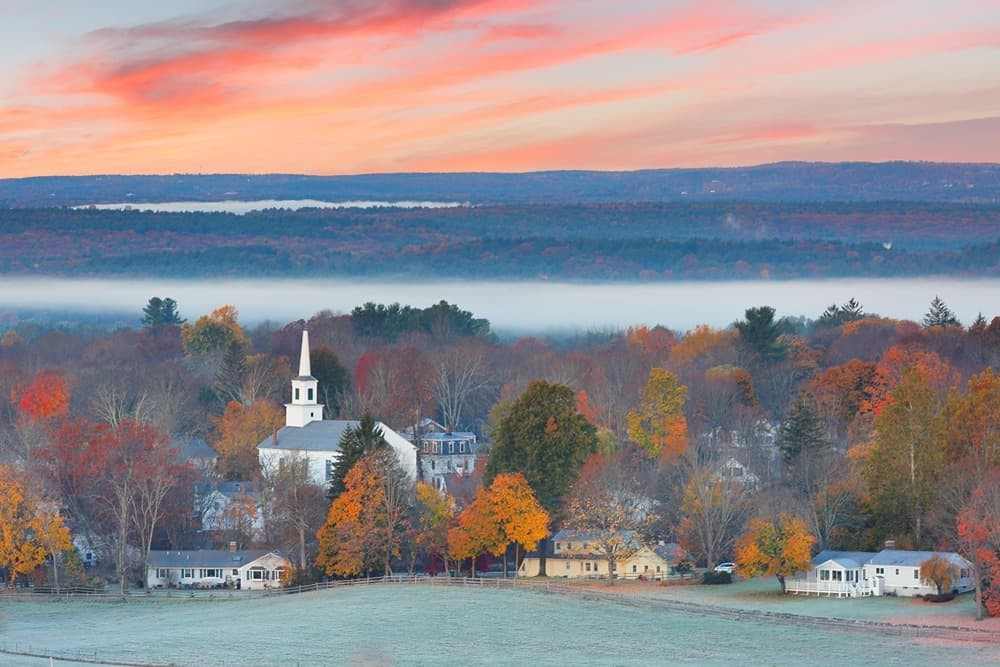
[
  {"left": 181, "top": 305, "right": 246, "bottom": 359},
  {"left": 919, "top": 554, "right": 959, "bottom": 596},
  {"left": 487, "top": 473, "right": 550, "bottom": 574},
  {"left": 735, "top": 513, "right": 816, "bottom": 593},
  {"left": 213, "top": 400, "right": 283, "bottom": 481},
  {"left": 316, "top": 458, "right": 384, "bottom": 578},
  {"left": 415, "top": 482, "right": 456, "bottom": 575},
  {"left": 448, "top": 487, "right": 505, "bottom": 576},
  {"left": 0, "top": 466, "right": 72, "bottom": 586},
  {"left": 626, "top": 368, "right": 689, "bottom": 462}
]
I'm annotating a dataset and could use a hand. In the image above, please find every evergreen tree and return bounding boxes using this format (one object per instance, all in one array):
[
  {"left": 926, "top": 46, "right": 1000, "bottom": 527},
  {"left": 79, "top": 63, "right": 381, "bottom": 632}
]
[
  {"left": 141, "top": 297, "right": 184, "bottom": 335},
  {"left": 777, "top": 394, "right": 826, "bottom": 462},
  {"left": 327, "top": 412, "right": 388, "bottom": 500},
  {"left": 839, "top": 298, "right": 865, "bottom": 322},
  {"left": 311, "top": 346, "right": 351, "bottom": 418},
  {"left": 923, "top": 296, "right": 960, "bottom": 328},
  {"left": 735, "top": 306, "right": 786, "bottom": 363}
]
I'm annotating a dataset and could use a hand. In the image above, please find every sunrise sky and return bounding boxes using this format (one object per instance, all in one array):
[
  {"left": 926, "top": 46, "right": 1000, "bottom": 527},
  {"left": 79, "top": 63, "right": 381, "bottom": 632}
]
[{"left": 1, "top": 0, "right": 997, "bottom": 177}]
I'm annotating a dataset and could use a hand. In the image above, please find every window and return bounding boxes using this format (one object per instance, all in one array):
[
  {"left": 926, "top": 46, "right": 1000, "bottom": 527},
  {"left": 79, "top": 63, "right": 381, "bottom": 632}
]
[
  {"left": 895, "top": 569, "right": 899, "bottom": 576},
  {"left": 632, "top": 565, "right": 637, "bottom": 573},
  {"left": 295, "top": 388, "right": 300, "bottom": 400},
  {"left": 182, "top": 569, "right": 194, "bottom": 579},
  {"left": 875, "top": 567, "right": 884, "bottom": 575},
  {"left": 232, "top": 569, "right": 239, "bottom": 575},
  {"left": 846, "top": 571, "right": 853, "bottom": 582},
  {"left": 555, "top": 543, "right": 561, "bottom": 551},
  {"left": 656, "top": 566, "right": 661, "bottom": 573},
  {"left": 565, "top": 561, "right": 570, "bottom": 570},
  {"left": 448, "top": 442, "right": 454, "bottom": 454},
  {"left": 832, "top": 571, "right": 842, "bottom": 581},
  {"left": 156, "top": 568, "right": 169, "bottom": 579},
  {"left": 585, "top": 563, "right": 591, "bottom": 572},
  {"left": 249, "top": 568, "right": 265, "bottom": 580},
  {"left": 308, "top": 388, "right": 313, "bottom": 401},
  {"left": 325, "top": 460, "right": 334, "bottom": 481},
  {"left": 820, "top": 570, "right": 830, "bottom": 581},
  {"left": 914, "top": 570, "right": 919, "bottom": 579}
]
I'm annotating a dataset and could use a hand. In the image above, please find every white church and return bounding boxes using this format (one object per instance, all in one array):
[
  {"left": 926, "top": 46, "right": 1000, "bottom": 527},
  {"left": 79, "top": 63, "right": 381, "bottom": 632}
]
[{"left": 256, "top": 331, "right": 417, "bottom": 487}]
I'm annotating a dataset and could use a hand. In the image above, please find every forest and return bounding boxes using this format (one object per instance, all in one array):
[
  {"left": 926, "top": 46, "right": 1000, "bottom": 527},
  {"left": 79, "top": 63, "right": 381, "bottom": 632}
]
[
  {"left": 0, "top": 201, "right": 997, "bottom": 280},
  {"left": 1, "top": 294, "right": 998, "bottom": 616}
]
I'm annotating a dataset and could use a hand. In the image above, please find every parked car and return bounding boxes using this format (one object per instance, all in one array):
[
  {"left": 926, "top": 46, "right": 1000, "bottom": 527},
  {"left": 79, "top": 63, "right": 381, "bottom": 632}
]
[{"left": 714, "top": 562, "right": 735, "bottom": 573}]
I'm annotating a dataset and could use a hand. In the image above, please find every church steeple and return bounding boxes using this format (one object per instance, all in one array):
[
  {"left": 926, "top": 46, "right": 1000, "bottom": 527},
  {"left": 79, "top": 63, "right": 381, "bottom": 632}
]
[{"left": 285, "top": 330, "right": 323, "bottom": 428}]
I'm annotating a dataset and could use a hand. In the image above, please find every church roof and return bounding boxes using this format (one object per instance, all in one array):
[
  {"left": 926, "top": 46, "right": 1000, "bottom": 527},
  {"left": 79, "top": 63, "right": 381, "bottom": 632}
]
[{"left": 257, "top": 420, "right": 360, "bottom": 453}]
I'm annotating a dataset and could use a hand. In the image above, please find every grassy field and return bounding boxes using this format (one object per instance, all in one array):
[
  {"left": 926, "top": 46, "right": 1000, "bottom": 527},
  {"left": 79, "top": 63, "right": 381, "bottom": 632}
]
[{"left": 1, "top": 580, "right": 998, "bottom": 666}]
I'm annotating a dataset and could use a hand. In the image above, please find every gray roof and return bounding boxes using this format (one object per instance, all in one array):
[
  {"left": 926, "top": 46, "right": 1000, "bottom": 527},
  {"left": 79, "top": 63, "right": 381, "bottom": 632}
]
[
  {"left": 257, "top": 420, "right": 360, "bottom": 453},
  {"left": 653, "top": 542, "right": 688, "bottom": 562},
  {"left": 552, "top": 529, "right": 638, "bottom": 544},
  {"left": 148, "top": 549, "right": 276, "bottom": 568},
  {"left": 812, "top": 550, "right": 876, "bottom": 568},
  {"left": 868, "top": 550, "right": 968, "bottom": 567},
  {"left": 173, "top": 438, "right": 217, "bottom": 461}
]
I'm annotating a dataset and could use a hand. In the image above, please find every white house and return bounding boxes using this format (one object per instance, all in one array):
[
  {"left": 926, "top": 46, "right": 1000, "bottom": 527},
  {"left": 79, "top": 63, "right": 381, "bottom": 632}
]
[
  {"left": 256, "top": 331, "right": 417, "bottom": 487},
  {"left": 786, "top": 548, "right": 974, "bottom": 598},
  {"left": 147, "top": 548, "right": 291, "bottom": 590}
]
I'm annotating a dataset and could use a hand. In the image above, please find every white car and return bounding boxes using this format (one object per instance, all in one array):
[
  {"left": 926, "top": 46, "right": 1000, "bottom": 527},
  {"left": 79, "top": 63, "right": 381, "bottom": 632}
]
[{"left": 713, "top": 562, "right": 735, "bottom": 573}]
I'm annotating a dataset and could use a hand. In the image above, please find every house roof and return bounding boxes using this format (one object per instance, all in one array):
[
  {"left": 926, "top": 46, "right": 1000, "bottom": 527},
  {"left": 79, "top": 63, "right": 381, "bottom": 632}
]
[
  {"left": 173, "top": 437, "right": 217, "bottom": 461},
  {"left": 653, "top": 542, "right": 688, "bottom": 563},
  {"left": 257, "top": 420, "right": 357, "bottom": 453},
  {"left": 257, "top": 419, "right": 417, "bottom": 454},
  {"left": 812, "top": 550, "right": 876, "bottom": 569},
  {"left": 868, "top": 550, "right": 970, "bottom": 567},
  {"left": 551, "top": 530, "right": 640, "bottom": 546},
  {"left": 148, "top": 549, "right": 282, "bottom": 568}
]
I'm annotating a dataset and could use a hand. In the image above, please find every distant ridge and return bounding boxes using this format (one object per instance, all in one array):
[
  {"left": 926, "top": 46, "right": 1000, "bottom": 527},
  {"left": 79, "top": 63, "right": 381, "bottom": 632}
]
[{"left": 1, "top": 162, "right": 998, "bottom": 206}]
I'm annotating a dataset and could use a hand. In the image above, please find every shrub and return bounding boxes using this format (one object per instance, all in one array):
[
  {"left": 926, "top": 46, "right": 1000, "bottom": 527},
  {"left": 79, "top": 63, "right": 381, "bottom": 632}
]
[{"left": 702, "top": 571, "right": 732, "bottom": 585}]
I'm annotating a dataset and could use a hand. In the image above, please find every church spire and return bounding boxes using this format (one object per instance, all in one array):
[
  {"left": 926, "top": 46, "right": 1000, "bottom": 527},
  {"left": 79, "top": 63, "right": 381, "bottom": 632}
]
[
  {"left": 286, "top": 329, "right": 323, "bottom": 427},
  {"left": 298, "top": 329, "right": 312, "bottom": 378}
]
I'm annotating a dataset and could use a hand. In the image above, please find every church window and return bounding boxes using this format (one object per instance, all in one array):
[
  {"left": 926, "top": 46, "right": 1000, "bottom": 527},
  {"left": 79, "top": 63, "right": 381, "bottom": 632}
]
[
  {"left": 308, "top": 388, "right": 314, "bottom": 401},
  {"left": 295, "top": 388, "right": 300, "bottom": 401}
]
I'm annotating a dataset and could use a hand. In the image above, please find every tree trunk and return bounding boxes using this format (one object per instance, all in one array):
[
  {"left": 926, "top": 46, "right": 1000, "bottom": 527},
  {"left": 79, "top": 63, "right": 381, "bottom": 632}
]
[
  {"left": 608, "top": 553, "right": 616, "bottom": 586},
  {"left": 298, "top": 525, "right": 307, "bottom": 571},
  {"left": 778, "top": 574, "right": 786, "bottom": 594}
]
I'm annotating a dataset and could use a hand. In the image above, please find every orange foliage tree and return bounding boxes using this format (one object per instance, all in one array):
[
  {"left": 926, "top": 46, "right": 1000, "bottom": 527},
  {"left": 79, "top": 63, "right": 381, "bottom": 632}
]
[
  {"left": 735, "top": 513, "right": 816, "bottom": 593},
  {"left": 415, "top": 482, "right": 456, "bottom": 575},
  {"left": 941, "top": 369, "right": 999, "bottom": 470},
  {"left": 213, "top": 400, "right": 283, "bottom": 481},
  {"left": 626, "top": 368, "right": 689, "bottom": 462},
  {"left": 956, "top": 472, "right": 1000, "bottom": 620},
  {"left": 448, "top": 474, "right": 549, "bottom": 576},
  {"left": 919, "top": 554, "right": 959, "bottom": 596}
]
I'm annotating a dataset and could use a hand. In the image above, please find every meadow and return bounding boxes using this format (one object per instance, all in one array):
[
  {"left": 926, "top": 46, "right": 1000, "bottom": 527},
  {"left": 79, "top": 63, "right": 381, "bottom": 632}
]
[{"left": 2, "top": 580, "right": 998, "bottom": 666}]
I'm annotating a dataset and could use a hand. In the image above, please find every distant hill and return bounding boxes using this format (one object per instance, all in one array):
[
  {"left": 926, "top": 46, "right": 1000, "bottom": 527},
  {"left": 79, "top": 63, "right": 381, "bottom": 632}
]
[{"left": 1, "top": 162, "right": 998, "bottom": 207}]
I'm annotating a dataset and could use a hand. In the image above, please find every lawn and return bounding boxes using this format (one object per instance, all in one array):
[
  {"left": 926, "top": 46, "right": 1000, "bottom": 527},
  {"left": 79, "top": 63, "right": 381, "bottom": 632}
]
[{"left": 1, "top": 582, "right": 997, "bottom": 666}]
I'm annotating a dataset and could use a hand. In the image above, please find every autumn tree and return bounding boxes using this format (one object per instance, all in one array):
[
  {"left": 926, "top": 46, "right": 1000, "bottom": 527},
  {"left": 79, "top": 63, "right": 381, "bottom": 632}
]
[
  {"left": 563, "top": 453, "right": 654, "bottom": 585},
  {"left": 486, "top": 380, "right": 598, "bottom": 512},
  {"left": 415, "top": 482, "right": 456, "bottom": 575},
  {"left": 735, "top": 513, "right": 816, "bottom": 593},
  {"left": 213, "top": 399, "right": 283, "bottom": 481},
  {"left": 266, "top": 455, "right": 328, "bottom": 570},
  {"left": 430, "top": 340, "right": 496, "bottom": 431},
  {"left": 626, "top": 368, "right": 689, "bottom": 463},
  {"left": 919, "top": 554, "right": 959, "bottom": 596},
  {"left": 327, "top": 412, "right": 388, "bottom": 500},
  {"left": 956, "top": 472, "right": 1000, "bottom": 620},
  {"left": 678, "top": 465, "right": 748, "bottom": 569},
  {"left": 316, "top": 449, "right": 411, "bottom": 578},
  {"left": 181, "top": 305, "right": 246, "bottom": 362},
  {"left": 941, "top": 369, "right": 999, "bottom": 470},
  {"left": 863, "top": 369, "right": 944, "bottom": 546},
  {"left": 0, "top": 466, "right": 72, "bottom": 586},
  {"left": 447, "top": 487, "right": 504, "bottom": 576},
  {"left": 486, "top": 472, "right": 549, "bottom": 575}
]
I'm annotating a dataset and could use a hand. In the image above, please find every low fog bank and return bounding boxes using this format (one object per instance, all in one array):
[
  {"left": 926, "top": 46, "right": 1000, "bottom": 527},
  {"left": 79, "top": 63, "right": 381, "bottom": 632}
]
[{"left": 0, "top": 277, "right": 995, "bottom": 333}]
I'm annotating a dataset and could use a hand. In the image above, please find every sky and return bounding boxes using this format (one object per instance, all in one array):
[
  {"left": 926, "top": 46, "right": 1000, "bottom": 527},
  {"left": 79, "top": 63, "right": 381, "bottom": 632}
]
[{"left": 1, "top": 0, "right": 997, "bottom": 177}]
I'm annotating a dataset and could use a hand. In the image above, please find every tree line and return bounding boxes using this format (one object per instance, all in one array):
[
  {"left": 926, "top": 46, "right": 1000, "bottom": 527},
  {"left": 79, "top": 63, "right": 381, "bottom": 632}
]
[{"left": 0, "top": 295, "right": 998, "bottom": 616}]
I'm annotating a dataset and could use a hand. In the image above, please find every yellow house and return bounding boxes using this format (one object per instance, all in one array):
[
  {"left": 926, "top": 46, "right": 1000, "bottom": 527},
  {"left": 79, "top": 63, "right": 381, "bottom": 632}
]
[{"left": 518, "top": 530, "right": 688, "bottom": 581}]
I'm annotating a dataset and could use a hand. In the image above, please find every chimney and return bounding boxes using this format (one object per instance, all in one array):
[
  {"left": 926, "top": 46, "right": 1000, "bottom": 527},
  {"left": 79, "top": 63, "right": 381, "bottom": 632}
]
[
  {"left": 885, "top": 539, "right": 896, "bottom": 550},
  {"left": 272, "top": 427, "right": 278, "bottom": 446},
  {"left": 229, "top": 541, "right": 237, "bottom": 553}
]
